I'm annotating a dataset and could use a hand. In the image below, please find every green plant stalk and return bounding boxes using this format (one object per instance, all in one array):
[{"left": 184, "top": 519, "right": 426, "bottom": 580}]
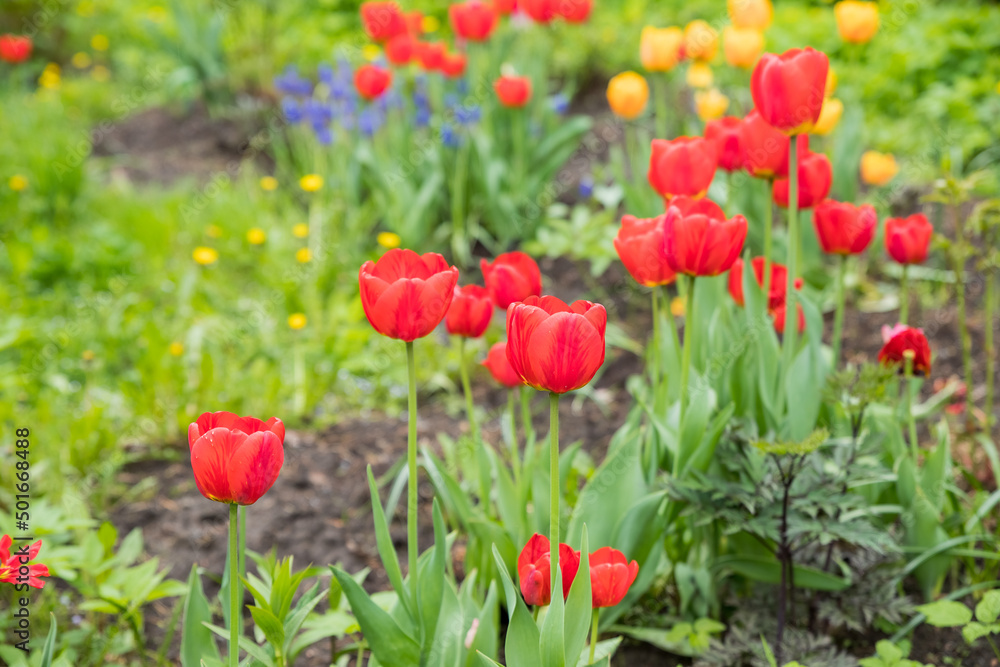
[
  {"left": 832, "top": 255, "right": 847, "bottom": 369},
  {"left": 589, "top": 608, "right": 600, "bottom": 664},
  {"left": 899, "top": 264, "right": 909, "bottom": 325},
  {"left": 987, "top": 270, "right": 996, "bottom": 432},
  {"left": 679, "top": 274, "right": 697, "bottom": 418},
  {"left": 905, "top": 356, "right": 919, "bottom": 462},
  {"left": 508, "top": 389, "right": 521, "bottom": 489},
  {"left": 725, "top": 171, "right": 733, "bottom": 214},
  {"left": 954, "top": 243, "right": 973, "bottom": 418},
  {"left": 521, "top": 386, "right": 536, "bottom": 448},
  {"left": 655, "top": 74, "right": 669, "bottom": 140},
  {"left": 459, "top": 337, "right": 488, "bottom": 510},
  {"left": 406, "top": 341, "right": 419, "bottom": 604},
  {"left": 761, "top": 180, "right": 774, "bottom": 302},
  {"left": 513, "top": 109, "right": 526, "bottom": 192},
  {"left": 549, "top": 391, "right": 561, "bottom": 595},
  {"left": 238, "top": 505, "right": 246, "bottom": 651},
  {"left": 452, "top": 139, "right": 471, "bottom": 266},
  {"left": 664, "top": 287, "right": 681, "bottom": 361},
  {"left": 625, "top": 122, "right": 639, "bottom": 182},
  {"left": 651, "top": 287, "right": 661, "bottom": 386},
  {"left": 229, "top": 503, "right": 239, "bottom": 667},
  {"left": 780, "top": 135, "right": 801, "bottom": 404}
]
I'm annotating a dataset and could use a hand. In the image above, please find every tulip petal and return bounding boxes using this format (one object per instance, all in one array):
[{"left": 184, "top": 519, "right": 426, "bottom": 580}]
[
  {"left": 228, "top": 431, "right": 284, "bottom": 505},
  {"left": 526, "top": 311, "right": 605, "bottom": 394},
  {"left": 191, "top": 427, "right": 247, "bottom": 503}
]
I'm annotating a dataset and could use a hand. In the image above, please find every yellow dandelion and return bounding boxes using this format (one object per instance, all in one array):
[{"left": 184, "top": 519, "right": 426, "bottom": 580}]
[
  {"left": 296, "top": 248, "right": 312, "bottom": 263},
  {"left": 361, "top": 44, "right": 382, "bottom": 61},
  {"left": 422, "top": 15, "right": 441, "bottom": 33},
  {"left": 82, "top": 349, "right": 95, "bottom": 361},
  {"left": 299, "top": 174, "right": 323, "bottom": 192},
  {"left": 377, "top": 231, "right": 402, "bottom": 249},
  {"left": 71, "top": 52, "right": 92, "bottom": 69},
  {"left": 293, "top": 223, "right": 309, "bottom": 238},
  {"left": 288, "top": 313, "right": 308, "bottom": 330},
  {"left": 193, "top": 246, "right": 219, "bottom": 265},
  {"left": 671, "top": 296, "right": 686, "bottom": 317},
  {"left": 206, "top": 224, "right": 223, "bottom": 238},
  {"left": 247, "top": 228, "right": 267, "bottom": 245},
  {"left": 169, "top": 341, "right": 185, "bottom": 356},
  {"left": 260, "top": 176, "right": 278, "bottom": 191},
  {"left": 91, "top": 65, "right": 111, "bottom": 82},
  {"left": 91, "top": 34, "right": 109, "bottom": 51},
  {"left": 9, "top": 175, "right": 28, "bottom": 191}
]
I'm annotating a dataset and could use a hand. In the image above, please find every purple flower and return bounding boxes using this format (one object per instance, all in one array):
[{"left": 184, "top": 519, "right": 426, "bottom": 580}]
[
  {"left": 441, "top": 123, "right": 460, "bottom": 148},
  {"left": 578, "top": 175, "right": 594, "bottom": 199},
  {"left": 550, "top": 93, "right": 570, "bottom": 115},
  {"left": 281, "top": 97, "right": 303, "bottom": 123},
  {"left": 454, "top": 104, "right": 480, "bottom": 126},
  {"left": 358, "top": 107, "right": 383, "bottom": 136},
  {"left": 315, "top": 126, "right": 334, "bottom": 145},
  {"left": 274, "top": 66, "right": 313, "bottom": 96}
]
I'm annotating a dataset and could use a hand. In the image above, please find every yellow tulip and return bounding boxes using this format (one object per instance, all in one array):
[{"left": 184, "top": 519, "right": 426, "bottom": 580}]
[
  {"left": 299, "top": 174, "right": 323, "bottom": 192},
  {"left": 825, "top": 66, "right": 838, "bottom": 97},
  {"left": 812, "top": 98, "right": 843, "bottom": 135},
  {"left": 288, "top": 313, "right": 308, "bottom": 330},
  {"left": 607, "top": 71, "right": 650, "bottom": 120},
  {"left": 835, "top": 1, "right": 879, "bottom": 44},
  {"left": 193, "top": 247, "right": 219, "bottom": 266},
  {"left": 247, "top": 228, "right": 267, "bottom": 245},
  {"left": 686, "top": 62, "right": 714, "bottom": 89},
  {"left": 640, "top": 26, "right": 684, "bottom": 72},
  {"left": 728, "top": 0, "right": 772, "bottom": 30},
  {"left": 860, "top": 151, "right": 898, "bottom": 187},
  {"left": 296, "top": 248, "right": 312, "bottom": 263},
  {"left": 671, "top": 296, "right": 686, "bottom": 317},
  {"left": 723, "top": 26, "right": 764, "bottom": 69},
  {"left": 377, "top": 231, "right": 402, "bottom": 249},
  {"left": 683, "top": 20, "right": 718, "bottom": 62},
  {"left": 695, "top": 89, "right": 729, "bottom": 121}
]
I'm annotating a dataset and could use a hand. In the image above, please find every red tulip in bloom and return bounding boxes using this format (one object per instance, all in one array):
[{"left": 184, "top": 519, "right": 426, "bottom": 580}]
[
  {"left": 506, "top": 296, "right": 607, "bottom": 394},
  {"left": 772, "top": 151, "right": 832, "bottom": 209},
  {"left": 481, "top": 251, "right": 542, "bottom": 308},
  {"left": 405, "top": 10, "right": 424, "bottom": 34},
  {"left": 0, "top": 535, "right": 50, "bottom": 589},
  {"left": 662, "top": 198, "right": 748, "bottom": 277},
  {"left": 446, "top": 285, "right": 493, "bottom": 338},
  {"left": 728, "top": 257, "right": 788, "bottom": 309},
  {"left": 517, "top": 533, "right": 581, "bottom": 605},
  {"left": 885, "top": 213, "right": 933, "bottom": 265},
  {"left": 771, "top": 279, "right": 805, "bottom": 335},
  {"left": 614, "top": 214, "right": 676, "bottom": 287},
  {"left": 482, "top": 341, "right": 523, "bottom": 388},
  {"left": 416, "top": 41, "right": 447, "bottom": 71},
  {"left": 705, "top": 117, "right": 744, "bottom": 173},
  {"left": 359, "top": 248, "right": 460, "bottom": 341},
  {"left": 441, "top": 51, "right": 468, "bottom": 78},
  {"left": 750, "top": 48, "right": 829, "bottom": 135},
  {"left": 740, "top": 111, "right": 810, "bottom": 179},
  {"left": 521, "top": 0, "right": 557, "bottom": 23},
  {"left": 494, "top": 0, "right": 517, "bottom": 14},
  {"left": 494, "top": 75, "right": 532, "bottom": 108},
  {"left": 449, "top": 1, "right": 498, "bottom": 41},
  {"left": 361, "top": 2, "right": 409, "bottom": 42},
  {"left": 188, "top": 411, "right": 286, "bottom": 505},
  {"left": 386, "top": 34, "right": 417, "bottom": 65},
  {"left": 556, "top": 0, "right": 593, "bottom": 23},
  {"left": 589, "top": 547, "right": 639, "bottom": 608},
  {"left": 879, "top": 326, "right": 931, "bottom": 375},
  {"left": 648, "top": 136, "right": 719, "bottom": 200},
  {"left": 0, "top": 35, "right": 32, "bottom": 63},
  {"left": 812, "top": 199, "right": 877, "bottom": 255},
  {"left": 354, "top": 64, "right": 392, "bottom": 101}
]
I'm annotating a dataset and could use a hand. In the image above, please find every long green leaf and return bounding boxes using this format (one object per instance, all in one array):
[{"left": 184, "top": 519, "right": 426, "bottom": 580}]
[
  {"left": 330, "top": 568, "right": 421, "bottom": 667},
  {"left": 712, "top": 555, "right": 850, "bottom": 591},
  {"left": 181, "top": 566, "right": 220, "bottom": 667}
]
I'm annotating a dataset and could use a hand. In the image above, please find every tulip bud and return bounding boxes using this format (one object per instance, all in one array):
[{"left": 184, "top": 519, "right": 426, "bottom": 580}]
[
  {"left": 640, "top": 26, "right": 684, "bottom": 72},
  {"left": 723, "top": 26, "right": 764, "bottom": 69},
  {"left": 835, "top": 1, "right": 879, "bottom": 44},
  {"left": 683, "top": 20, "right": 718, "bottom": 62},
  {"left": 728, "top": 0, "right": 772, "bottom": 30},
  {"left": 695, "top": 88, "right": 729, "bottom": 121},
  {"left": 607, "top": 71, "right": 650, "bottom": 120},
  {"left": 860, "top": 150, "right": 898, "bottom": 187}
]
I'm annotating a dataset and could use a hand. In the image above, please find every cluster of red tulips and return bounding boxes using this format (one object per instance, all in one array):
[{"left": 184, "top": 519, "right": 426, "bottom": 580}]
[{"left": 519, "top": 534, "right": 638, "bottom": 610}]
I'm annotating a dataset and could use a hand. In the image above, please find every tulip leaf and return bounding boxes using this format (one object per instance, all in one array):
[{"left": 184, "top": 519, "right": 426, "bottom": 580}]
[
  {"left": 783, "top": 294, "right": 825, "bottom": 440},
  {"left": 491, "top": 447, "right": 524, "bottom": 544},
  {"left": 429, "top": 577, "right": 463, "bottom": 666},
  {"left": 181, "top": 566, "right": 220, "bottom": 667},
  {"left": 540, "top": 568, "right": 566, "bottom": 667},
  {"left": 417, "top": 500, "right": 448, "bottom": 648},
  {"left": 564, "top": 527, "right": 592, "bottom": 666},
  {"left": 712, "top": 555, "right": 850, "bottom": 591},
  {"left": 492, "top": 545, "right": 542, "bottom": 667},
  {"left": 39, "top": 613, "right": 57, "bottom": 667},
  {"left": 466, "top": 581, "right": 500, "bottom": 663},
  {"left": 330, "top": 568, "right": 421, "bottom": 667},
  {"left": 422, "top": 448, "right": 477, "bottom": 526},
  {"left": 366, "top": 466, "right": 412, "bottom": 616},
  {"left": 575, "top": 637, "right": 620, "bottom": 666}
]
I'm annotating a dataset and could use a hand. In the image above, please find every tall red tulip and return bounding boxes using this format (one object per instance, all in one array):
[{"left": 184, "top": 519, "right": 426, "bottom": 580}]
[
  {"left": 750, "top": 47, "right": 829, "bottom": 135},
  {"left": 648, "top": 136, "right": 719, "bottom": 200},
  {"left": 188, "top": 411, "right": 286, "bottom": 505},
  {"left": 416, "top": 41, "right": 447, "bottom": 71},
  {"left": 360, "top": 2, "right": 409, "bottom": 42},
  {"left": 482, "top": 341, "right": 523, "bottom": 388},
  {"left": 662, "top": 198, "right": 747, "bottom": 277},
  {"left": 386, "top": 34, "right": 417, "bottom": 65},
  {"left": 446, "top": 285, "right": 493, "bottom": 338},
  {"left": 589, "top": 547, "right": 639, "bottom": 608},
  {"left": 740, "top": 111, "right": 810, "bottom": 179},
  {"left": 354, "top": 64, "right": 393, "bottom": 100},
  {"left": 359, "top": 249, "right": 460, "bottom": 341},
  {"left": 813, "top": 199, "right": 877, "bottom": 255},
  {"left": 441, "top": 51, "right": 468, "bottom": 78},
  {"left": 614, "top": 213, "right": 676, "bottom": 287},
  {"left": 728, "top": 256, "right": 788, "bottom": 310},
  {"left": 879, "top": 326, "right": 931, "bottom": 375},
  {"left": 518, "top": 533, "right": 581, "bottom": 605},
  {"left": 0, "top": 535, "right": 50, "bottom": 589},
  {"left": 556, "top": 0, "right": 593, "bottom": 23},
  {"left": 449, "top": 1, "right": 498, "bottom": 41},
  {"left": 771, "top": 279, "right": 805, "bottom": 335},
  {"left": 772, "top": 151, "right": 832, "bottom": 209},
  {"left": 481, "top": 251, "right": 542, "bottom": 308},
  {"left": 506, "top": 296, "right": 606, "bottom": 394},
  {"left": 705, "top": 117, "right": 744, "bottom": 173},
  {"left": 521, "top": 0, "right": 557, "bottom": 23},
  {"left": 494, "top": 75, "right": 532, "bottom": 107},
  {"left": 0, "top": 35, "right": 32, "bottom": 63},
  {"left": 885, "top": 213, "right": 933, "bottom": 265}
]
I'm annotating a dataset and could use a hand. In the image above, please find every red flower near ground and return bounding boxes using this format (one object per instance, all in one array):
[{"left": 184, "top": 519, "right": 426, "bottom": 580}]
[
  {"left": 482, "top": 341, "right": 523, "bottom": 388},
  {"left": 354, "top": 64, "right": 392, "bottom": 101},
  {"left": 648, "top": 136, "right": 719, "bottom": 200},
  {"left": 885, "top": 213, "right": 933, "bottom": 265},
  {"left": 0, "top": 535, "right": 50, "bottom": 589},
  {"left": 662, "top": 198, "right": 747, "bottom": 277},
  {"left": 750, "top": 47, "right": 829, "bottom": 135},
  {"left": 416, "top": 41, "right": 448, "bottom": 71},
  {"left": 481, "top": 251, "right": 542, "bottom": 308},
  {"left": 506, "top": 296, "right": 607, "bottom": 394},
  {"left": 521, "top": 0, "right": 557, "bottom": 23},
  {"left": 360, "top": 2, "right": 409, "bottom": 42},
  {"left": 386, "top": 34, "right": 417, "bottom": 65},
  {"left": 614, "top": 213, "right": 677, "bottom": 287},
  {"left": 878, "top": 326, "right": 932, "bottom": 375},
  {"left": 494, "top": 75, "right": 532, "bottom": 107},
  {"left": 0, "top": 35, "right": 32, "bottom": 63},
  {"left": 770, "top": 279, "right": 805, "bottom": 335},
  {"left": 772, "top": 151, "right": 832, "bottom": 209},
  {"left": 450, "top": 1, "right": 498, "bottom": 41},
  {"left": 812, "top": 199, "right": 877, "bottom": 255},
  {"left": 705, "top": 116, "right": 744, "bottom": 173},
  {"left": 589, "top": 547, "right": 639, "bottom": 608},
  {"left": 728, "top": 257, "right": 788, "bottom": 310},
  {"left": 556, "top": 0, "right": 593, "bottom": 23},
  {"left": 517, "top": 534, "right": 581, "bottom": 605},
  {"left": 441, "top": 51, "right": 468, "bottom": 77},
  {"left": 359, "top": 248, "right": 460, "bottom": 341},
  {"left": 188, "top": 411, "right": 286, "bottom": 506},
  {"left": 446, "top": 285, "right": 493, "bottom": 338}
]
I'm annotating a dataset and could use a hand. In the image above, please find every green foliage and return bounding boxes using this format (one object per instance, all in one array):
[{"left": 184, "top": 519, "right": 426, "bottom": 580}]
[
  {"left": 858, "top": 640, "right": 935, "bottom": 667},
  {"left": 917, "top": 590, "right": 1000, "bottom": 656}
]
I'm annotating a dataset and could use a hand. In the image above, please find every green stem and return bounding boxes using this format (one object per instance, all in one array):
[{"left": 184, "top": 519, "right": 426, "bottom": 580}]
[
  {"left": 513, "top": 109, "right": 526, "bottom": 192},
  {"left": 406, "top": 341, "right": 419, "bottom": 605},
  {"left": 655, "top": 73, "right": 669, "bottom": 140},
  {"left": 664, "top": 287, "right": 681, "bottom": 363},
  {"left": 832, "top": 255, "right": 847, "bottom": 368},
  {"left": 651, "top": 287, "right": 661, "bottom": 386},
  {"left": 451, "top": 139, "right": 471, "bottom": 266},
  {"left": 679, "top": 274, "right": 697, "bottom": 418},
  {"left": 229, "top": 503, "right": 239, "bottom": 667},
  {"left": 725, "top": 171, "right": 733, "bottom": 214},
  {"left": 459, "top": 337, "right": 488, "bottom": 509},
  {"left": 905, "top": 356, "right": 918, "bottom": 462},
  {"left": 589, "top": 608, "right": 600, "bottom": 664},
  {"left": 780, "top": 135, "right": 801, "bottom": 405},
  {"left": 899, "top": 264, "right": 909, "bottom": 325},
  {"left": 520, "top": 386, "right": 536, "bottom": 449},
  {"left": 625, "top": 122, "right": 638, "bottom": 182},
  {"left": 549, "top": 391, "right": 561, "bottom": 597},
  {"left": 954, "top": 239, "right": 973, "bottom": 418},
  {"left": 508, "top": 389, "right": 521, "bottom": 489},
  {"left": 761, "top": 179, "right": 774, "bottom": 303},
  {"left": 987, "top": 271, "right": 996, "bottom": 432}
]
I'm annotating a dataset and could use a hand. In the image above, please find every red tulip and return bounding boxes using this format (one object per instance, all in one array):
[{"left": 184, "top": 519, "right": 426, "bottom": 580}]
[
  {"left": 705, "top": 116, "right": 744, "bottom": 173},
  {"left": 885, "top": 213, "right": 933, "bottom": 265},
  {"left": 441, "top": 51, "right": 468, "bottom": 78},
  {"left": 360, "top": 2, "right": 409, "bottom": 42},
  {"left": 494, "top": 75, "right": 532, "bottom": 107},
  {"left": 494, "top": 0, "right": 518, "bottom": 14},
  {"left": 518, "top": 533, "right": 581, "bottom": 605},
  {"left": 354, "top": 64, "right": 392, "bottom": 100},
  {"left": 446, "top": 285, "right": 493, "bottom": 338},
  {"left": 359, "top": 248, "right": 460, "bottom": 341},
  {"left": 405, "top": 10, "right": 424, "bottom": 34},
  {"left": 750, "top": 47, "right": 829, "bottom": 135},
  {"left": 556, "top": 0, "right": 593, "bottom": 23},
  {"left": 386, "top": 34, "right": 417, "bottom": 65},
  {"left": 878, "top": 326, "right": 931, "bottom": 375},
  {"left": 771, "top": 279, "right": 805, "bottom": 335},
  {"left": 648, "top": 136, "right": 719, "bottom": 200},
  {"left": 662, "top": 198, "right": 747, "bottom": 277},
  {"left": 482, "top": 341, "right": 523, "bottom": 388},
  {"left": 589, "top": 547, "right": 639, "bottom": 608},
  {"left": 0, "top": 35, "right": 32, "bottom": 63},
  {"left": 450, "top": 1, "right": 498, "bottom": 41},
  {"left": 521, "top": 0, "right": 557, "bottom": 23},
  {"left": 772, "top": 151, "right": 832, "bottom": 209},
  {"left": 667, "top": 195, "right": 725, "bottom": 217},
  {"left": 506, "top": 296, "right": 607, "bottom": 394},
  {"left": 0, "top": 535, "right": 50, "bottom": 589},
  {"left": 728, "top": 256, "right": 788, "bottom": 310},
  {"left": 416, "top": 41, "right": 447, "bottom": 71},
  {"left": 481, "top": 251, "right": 542, "bottom": 308},
  {"left": 188, "top": 411, "right": 286, "bottom": 505},
  {"left": 740, "top": 110, "right": 810, "bottom": 179},
  {"left": 812, "top": 199, "right": 877, "bottom": 255},
  {"left": 614, "top": 214, "right": 676, "bottom": 287}
]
